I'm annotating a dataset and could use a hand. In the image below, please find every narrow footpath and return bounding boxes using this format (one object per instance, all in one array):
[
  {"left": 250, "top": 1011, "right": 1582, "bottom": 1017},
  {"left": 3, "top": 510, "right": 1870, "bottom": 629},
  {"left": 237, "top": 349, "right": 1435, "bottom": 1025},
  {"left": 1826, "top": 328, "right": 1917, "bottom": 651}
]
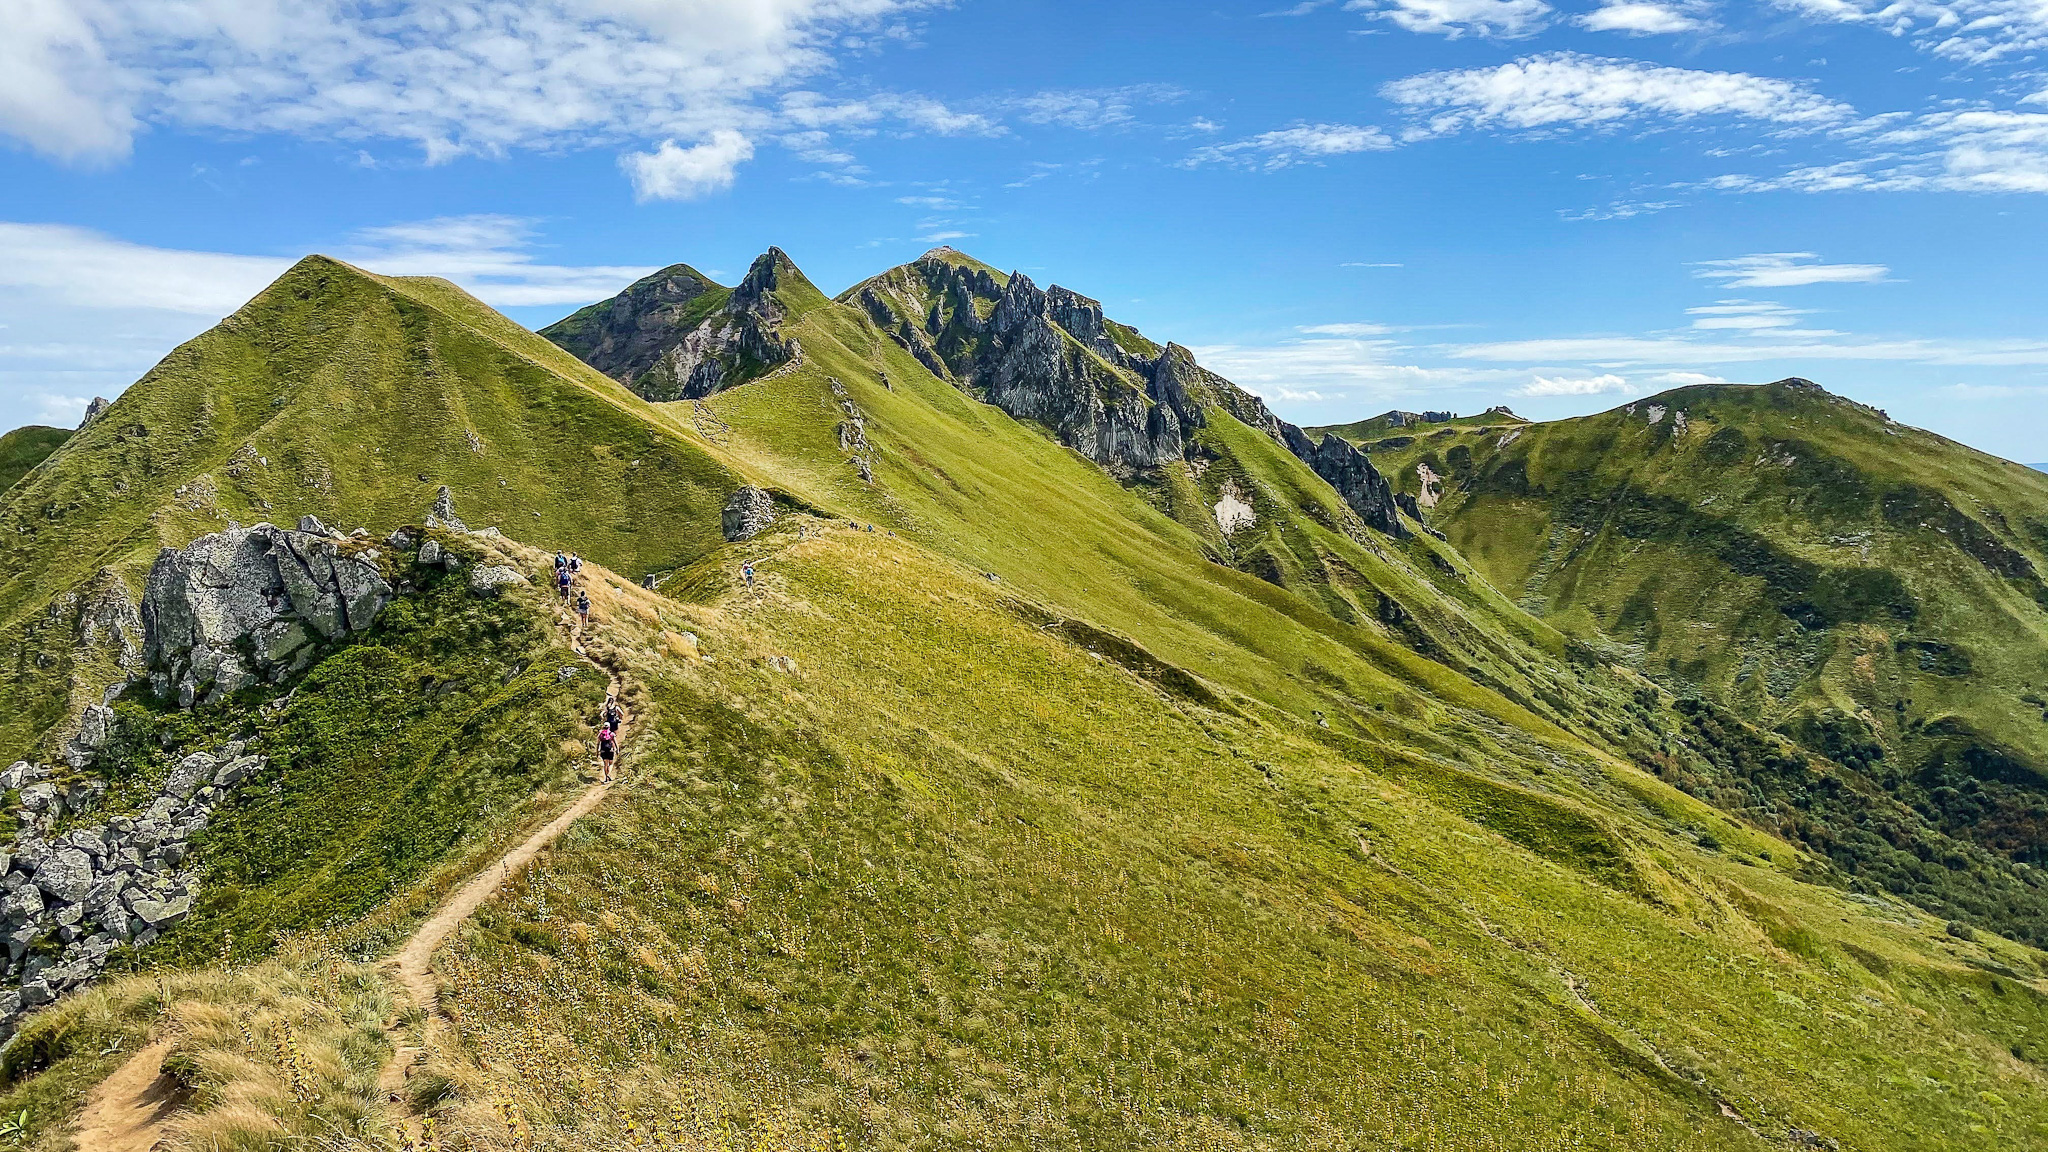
[{"left": 71, "top": 605, "right": 631, "bottom": 1150}]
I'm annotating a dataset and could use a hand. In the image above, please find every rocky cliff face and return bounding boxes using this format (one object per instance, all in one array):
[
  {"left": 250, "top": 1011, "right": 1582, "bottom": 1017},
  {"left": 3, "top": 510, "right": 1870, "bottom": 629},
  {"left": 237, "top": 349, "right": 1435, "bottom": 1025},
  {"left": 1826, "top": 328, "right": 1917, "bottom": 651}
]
[
  {"left": 142, "top": 521, "right": 392, "bottom": 707},
  {"left": 847, "top": 249, "right": 1408, "bottom": 535},
  {"left": 541, "top": 250, "right": 801, "bottom": 402}
]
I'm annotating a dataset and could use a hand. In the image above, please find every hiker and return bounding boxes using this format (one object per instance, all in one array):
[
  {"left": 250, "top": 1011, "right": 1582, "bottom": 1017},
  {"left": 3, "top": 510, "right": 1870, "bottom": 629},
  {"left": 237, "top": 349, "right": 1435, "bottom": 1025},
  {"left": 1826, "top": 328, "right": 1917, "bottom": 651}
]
[
  {"left": 597, "top": 723, "right": 617, "bottom": 782},
  {"left": 569, "top": 553, "right": 582, "bottom": 574},
  {"left": 741, "top": 560, "right": 757, "bottom": 590},
  {"left": 604, "top": 694, "right": 624, "bottom": 732},
  {"left": 576, "top": 588, "right": 590, "bottom": 623},
  {"left": 554, "top": 551, "right": 567, "bottom": 572},
  {"left": 557, "top": 566, "right": 572, "bottom": 600}
]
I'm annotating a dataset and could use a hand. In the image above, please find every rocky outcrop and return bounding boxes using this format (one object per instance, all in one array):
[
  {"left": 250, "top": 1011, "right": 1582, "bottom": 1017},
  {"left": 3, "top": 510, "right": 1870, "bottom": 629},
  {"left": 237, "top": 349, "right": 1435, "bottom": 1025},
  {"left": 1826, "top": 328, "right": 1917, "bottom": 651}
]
[
  {"left": 847, "top": 249, "right": 1406, "bottom": 534},
  {"left": 77, "top": 397, "right": 111, "bottom": 429},
  {"left": 1281, "top": 426, "right": 1406, "bottom": 537},
  {"left": 141, "top": 523, "right": 392, "bottom": 707},
  {"left": 424, "top": 485, "right": 468, "bottom": 532},
  {"left": 722, "top": 487, "right": 776, "bottom": 542},
  {"left": 0, "top": 745, "right": 264, "bottom": 1034},
  {"left": 537, "top": 263, "right": 723, "bottom": 385},
  {"left": 468, "top": 565, "right": 527, "bottom": 596},
  {"left": 831, "top": 379, "right": 875, "bottom": 483},
  {"left": 543, "top": 250, "right": 802, "bottom": 403}
]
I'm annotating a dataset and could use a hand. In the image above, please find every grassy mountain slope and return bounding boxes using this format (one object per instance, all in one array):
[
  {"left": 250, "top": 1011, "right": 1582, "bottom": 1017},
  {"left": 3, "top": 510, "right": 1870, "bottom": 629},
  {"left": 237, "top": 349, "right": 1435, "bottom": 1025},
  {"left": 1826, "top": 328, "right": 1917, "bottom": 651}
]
[
  {"left": 0, "top": 256, "right": 749, "bottom": 763},
  {"left": 5, "top": 258, "right": 2048, "bottom": 1149},
  {"left": 1364, "top": 380, "right": 2048, "bottom": 933},
  {"left": 0, "top": 425, "right": 70, "bottom": 494}
]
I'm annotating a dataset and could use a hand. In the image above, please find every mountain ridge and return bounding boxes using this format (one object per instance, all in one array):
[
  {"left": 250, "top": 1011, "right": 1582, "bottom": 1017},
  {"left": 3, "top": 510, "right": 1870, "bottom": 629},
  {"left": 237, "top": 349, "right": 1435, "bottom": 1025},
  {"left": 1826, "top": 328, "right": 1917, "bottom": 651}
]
[{"left": 2, "top": 253, "right": 2047, "bottom": 1150}]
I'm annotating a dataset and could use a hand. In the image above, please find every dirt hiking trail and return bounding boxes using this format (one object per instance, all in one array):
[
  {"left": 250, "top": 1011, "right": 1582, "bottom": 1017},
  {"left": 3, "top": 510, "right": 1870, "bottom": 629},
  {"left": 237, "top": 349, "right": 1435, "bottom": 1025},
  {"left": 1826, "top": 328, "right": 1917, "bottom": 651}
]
[{"left": 71, "top": 598, "right": 630, "bottom": 1150}]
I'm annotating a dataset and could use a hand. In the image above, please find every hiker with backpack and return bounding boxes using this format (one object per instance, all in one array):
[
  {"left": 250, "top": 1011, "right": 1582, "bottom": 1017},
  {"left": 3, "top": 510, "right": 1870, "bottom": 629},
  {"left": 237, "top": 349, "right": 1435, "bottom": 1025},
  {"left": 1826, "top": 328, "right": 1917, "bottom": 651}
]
[
  {"left": 604, "top": 694, "right": 624, "bottom": 733},
  {"left": 557, "top": 566, "right": 572, "bottom": 600},
  {"left": 597, "top": 723, "right": 617, "bottom": 783},
  {"left": 576, "top": 588, "right": 591, "bottom": 623}
]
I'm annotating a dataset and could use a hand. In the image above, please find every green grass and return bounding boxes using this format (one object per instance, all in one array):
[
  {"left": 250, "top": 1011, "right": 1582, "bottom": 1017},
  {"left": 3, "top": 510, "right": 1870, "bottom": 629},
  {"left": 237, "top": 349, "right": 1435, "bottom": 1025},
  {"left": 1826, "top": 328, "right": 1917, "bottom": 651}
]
[
  {"left": 0, "top": 425, "right": 69, "bottom": 495},
  {"left": 0, "top": 256, "right": 744, "bottom": 766},
  {"left": 1365, "top": 380, "right": 2048, "bottom": 941},
  {"left": 76, "top": 532, "right": 604, "bottom": 967},
  {"left": 421, "top": 526, "right": 2048, "bottom": 1151},
  {"left": 8, "top": 257, "right": 2048, "bottom": 1150}
]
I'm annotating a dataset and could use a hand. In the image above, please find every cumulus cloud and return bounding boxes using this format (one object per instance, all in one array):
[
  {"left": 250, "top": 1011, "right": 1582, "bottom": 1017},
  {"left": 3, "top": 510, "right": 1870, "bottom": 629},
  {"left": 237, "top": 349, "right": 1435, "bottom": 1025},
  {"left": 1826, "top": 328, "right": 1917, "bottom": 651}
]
[
  {"left": 1518, "top": 372, "right": 1630, "bottom": 395},
  {"left": 1578, "top": 2, "right": 1705, "bottom": 32},
  {"left": 1384, "top": 53, "right": 1852, "bottom": 137},
  {"left": 1345, "top": 0, "right": 1553, "bottom": 39},
  {"left": 0, "top": 0, "right": 921, "bottom": 172},
  {"left": 621, "top": 132, "right": 757, "bottom": 201},
  {"left": 1694, "top": 253, "right": 1892, "bottom": 288},
  {"left": 1187, "top": 123, "right": 1394, "bottom": 168}
]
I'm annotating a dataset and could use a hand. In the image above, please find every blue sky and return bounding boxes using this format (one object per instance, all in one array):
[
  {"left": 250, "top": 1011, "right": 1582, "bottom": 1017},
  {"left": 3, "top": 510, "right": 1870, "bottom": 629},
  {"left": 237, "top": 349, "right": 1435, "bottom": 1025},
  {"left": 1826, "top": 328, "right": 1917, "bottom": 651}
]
[{"left": 2, "top": 1, "right": 2045, "bottom": 463}]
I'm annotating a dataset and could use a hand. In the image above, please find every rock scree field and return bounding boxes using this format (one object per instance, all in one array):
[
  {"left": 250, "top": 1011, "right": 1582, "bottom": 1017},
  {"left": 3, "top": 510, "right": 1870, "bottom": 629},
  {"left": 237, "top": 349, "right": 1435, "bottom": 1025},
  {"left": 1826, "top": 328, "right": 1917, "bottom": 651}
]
[{"left": 0, "top": 250, "right": 2043, "bottom": 1150}]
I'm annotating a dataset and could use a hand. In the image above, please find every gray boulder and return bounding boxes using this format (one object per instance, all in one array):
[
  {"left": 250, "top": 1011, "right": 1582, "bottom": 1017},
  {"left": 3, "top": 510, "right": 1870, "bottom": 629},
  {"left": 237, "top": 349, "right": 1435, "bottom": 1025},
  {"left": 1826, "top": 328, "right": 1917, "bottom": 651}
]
[
  {"left": 165, "top": 753, "right": 216, "bottom": 800},
  {"left": 142, "top": 523, "right": 393, "bottom": 706},
  {"left": 75, "top": 570, "right": 144, "bottom": 677},
  {"left": 0, "top": 763, "right": 32, "bottom": 791},
  {"left": 424, "top": 486, "right": 469, "bottom": 532},
  {"left": 212, "top": 756, "right": 262, "bottom": 788},
  {"left": 34, "top": 849, "right": 93, "bottom": 904},
  {"left": 468, "top": 565, "right": 528, "bottom": 597},
  {"left": 722, "top": 487, "right": 776, "bottom": 541},
  {"left": 418, "top": 539, "right": 444, "bottom": 567},
  {"left": 128, "top": 895, "right": 191, "bottom": 927},
  {"left": 18, "top": 783, "right": 57, "bottom": 813},
  {"left": 62, "top": 705, "right": 116, "bottom": 771}
]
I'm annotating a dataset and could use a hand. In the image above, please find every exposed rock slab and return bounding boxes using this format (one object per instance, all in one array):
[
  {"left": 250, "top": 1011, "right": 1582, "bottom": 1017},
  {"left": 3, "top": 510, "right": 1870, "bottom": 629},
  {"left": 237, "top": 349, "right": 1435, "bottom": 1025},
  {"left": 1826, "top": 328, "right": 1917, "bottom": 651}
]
[{"left": 141, "top": 522, "right": 392, "bottom": 707}]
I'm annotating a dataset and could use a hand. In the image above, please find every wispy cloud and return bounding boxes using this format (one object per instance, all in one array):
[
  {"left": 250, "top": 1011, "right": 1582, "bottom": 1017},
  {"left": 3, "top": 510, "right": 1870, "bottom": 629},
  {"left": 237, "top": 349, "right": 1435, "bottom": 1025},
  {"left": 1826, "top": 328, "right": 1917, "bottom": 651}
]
[
  {"left": 1694, "top": 252, "right": 1892, "bottom": 288},
  {"left": 1187, "top": 123, "right": 1394, "bottom": 169},
  {"left": 1384, "top": 53, "right": 1852, "bottom": 138},
  {"left": 1772, "top": 0, "right": 2048, "bottom": 64}
]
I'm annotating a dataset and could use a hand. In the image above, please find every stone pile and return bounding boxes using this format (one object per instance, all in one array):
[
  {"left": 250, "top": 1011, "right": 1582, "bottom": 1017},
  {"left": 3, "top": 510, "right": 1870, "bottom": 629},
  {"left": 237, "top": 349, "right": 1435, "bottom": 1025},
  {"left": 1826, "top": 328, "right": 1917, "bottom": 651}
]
[
  {"left": 0, "top": 745, "right": 263, "bottom": 1029},
  {"left": 722, "top": 486, "right": 776, "bottom": 541}
]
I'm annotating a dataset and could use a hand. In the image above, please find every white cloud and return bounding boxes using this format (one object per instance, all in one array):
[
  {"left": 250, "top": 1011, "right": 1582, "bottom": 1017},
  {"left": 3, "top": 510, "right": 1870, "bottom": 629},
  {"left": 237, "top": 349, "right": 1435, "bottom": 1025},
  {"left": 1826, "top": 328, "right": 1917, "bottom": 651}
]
[
  {"left": 1187, "top": 123, "right": 1394, "bottom": 169},
  {"left": 1518, "top": 372, "right": 1630, "bottom": 395},
  {"left": 1345, "top": 0, "right": 1553, "bottom": 38},
  {"left": 1579, "top": 2, "right": 1704, "bottom": 33},
  {"left": 0, "top": 222, "right": 289, "bottom": 314},
  {"left": 1341, "top": 261, "right": 1405, "bottom": 267},
  {"left": 919, "top": 230, "right": 975, "bottom": 242},
  {"left": 1300, "top": 322, "right": 1399, "bottom": 336},
  {"left": 1011, "top": 85, "right": 1183, "bottom": 130},
  {"left": 1384, "top": 53, "right": 1853, "bottom": 137},
  {"left": 621, "top": 132, "right": 756, "bottom": 202},
  {"left": 0, "top": 0, "right": 921, "bottom": 167},
  {"left": 1448, "top": 332, "right": 2048, "bottom": 366},
  {"left": 0, "top": 0, "right": 135, "bottom": 163},
  {"left": 1694, "top": 252, "right": 1892, "bottom": 287},
  {"left": 1560, "top": 199, "right": 1681, "bottom": 221},
  {"left": 1772, "top": 0, "right": 2048, "bottom": 64},
  {"left": 1684, "top": 300, "right": 1814, "bottom": 330},
  {"left": 1943, "top": 381, "right": 2047, "bottom": 398},
  {"left": 1709, "top": 108, "right": 2048, "bottom": 195},
  {"left": 1646, "top": 370, "right": 1728, "bottom": 385},
  {"left": 338, "top": 215, "right": 658, "bottom": 306}
]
